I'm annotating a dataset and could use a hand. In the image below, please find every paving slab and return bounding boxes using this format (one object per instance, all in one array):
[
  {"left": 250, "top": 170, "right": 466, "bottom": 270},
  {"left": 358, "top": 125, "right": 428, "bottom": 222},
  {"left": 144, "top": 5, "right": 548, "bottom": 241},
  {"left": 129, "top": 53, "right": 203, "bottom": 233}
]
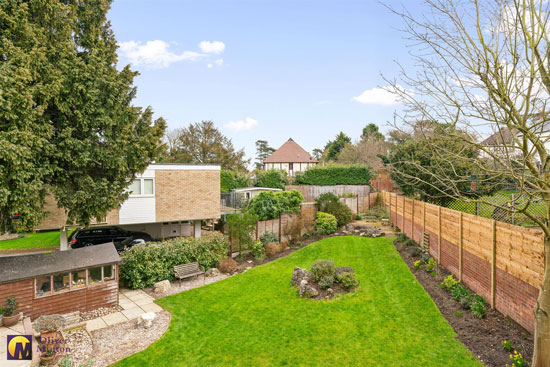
[
  {"left": 140, "top": 303, "right": 163, "bottom": 313},
  {"left": 86, "top": 318, "right": 107, "bottom": 332},
  {"left": 123, "top": 290, "right": 148, "bottom": 299},
  {"left": 133, "top": 297, "right": 155, "bottom": 307},
  {"left": 121, "top": 307, "right": 145, "bottom": 320},
  {"left": 101, "top": 312, "right": 128, "bottom": 326},
  {"left": 119, "top": 301, "right": 137, "bottom": 310}
]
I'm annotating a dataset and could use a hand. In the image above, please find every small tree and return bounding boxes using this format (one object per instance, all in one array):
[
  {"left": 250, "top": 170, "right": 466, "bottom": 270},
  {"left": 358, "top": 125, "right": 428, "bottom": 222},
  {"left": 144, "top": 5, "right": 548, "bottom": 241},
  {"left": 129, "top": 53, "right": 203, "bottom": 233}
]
[
  {"left": 226, "top": 212, "right": 257, "bottom": 257},
  {"left": 254, "top": 169, "right": 288, "bottom": 189}
]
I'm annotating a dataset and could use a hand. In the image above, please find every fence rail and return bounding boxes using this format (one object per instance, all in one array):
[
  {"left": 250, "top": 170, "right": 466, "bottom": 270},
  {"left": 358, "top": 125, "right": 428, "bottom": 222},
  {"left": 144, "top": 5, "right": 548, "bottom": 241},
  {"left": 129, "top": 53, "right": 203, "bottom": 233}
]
[{"left": 382, "top": 192, "right": 543, "bottom": 333}]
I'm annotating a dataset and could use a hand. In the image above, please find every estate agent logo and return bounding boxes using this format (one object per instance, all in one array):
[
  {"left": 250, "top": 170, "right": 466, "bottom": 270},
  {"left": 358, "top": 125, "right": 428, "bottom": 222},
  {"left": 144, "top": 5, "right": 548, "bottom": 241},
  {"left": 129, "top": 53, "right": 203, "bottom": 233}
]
[{"left": 7, "top": 335, "right": 32, "bottom": 360}]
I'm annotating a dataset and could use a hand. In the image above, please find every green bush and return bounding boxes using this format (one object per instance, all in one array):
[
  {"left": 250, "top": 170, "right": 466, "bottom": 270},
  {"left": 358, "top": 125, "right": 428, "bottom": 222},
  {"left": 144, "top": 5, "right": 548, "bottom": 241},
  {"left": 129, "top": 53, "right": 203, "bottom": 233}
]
[
  {"left": 247, "top": 190, "right": 304, "bottom": 220},
  {"left": 319, "top": 275, "right": 335, "bottom": 289},
  {"left": 220, "top": 170, "right": 248, "bottom": 192},
  {"left": 425, "top": 257, "right": 436, "bottom": 272},
  {"left": 310, "top": 260, "right": 336, "bottom": 282},
  {"left": 335, "top": 266, "right": 354, "bottom": 277},
  {"left": 120, "top": 232, "right": 230, "bottom": 289},
  {"left": 226, "top": 212, "right": 258, "bottom": 255},
  {"left": 295, "top": 164, "right": 373, "bottom": 185},
  {"left": 404, "top": 238, "right": 416, "bottom": 247},
  {"left": 260, "top": 232, "right": 278, "bottom": 245},
  {"left": 337, "top": 272, "right": 359, "bottom": 289},
  {"left": 315, "top": 193, "right": 353, "bottom": 227},
  {"left": 441, "top": 275, "right": 459, "bottom": 291},
  {"left": 252, "top": 240, "right": 266, "bottom": 262},
  {"left": 451, "top": 284, "right": 470, "bottom": 301},
  {"left": 315, "top": 212, "right": 338, "bottom": 234},
  {"left": 471, "top": 295, "right": 487, "bottom": 319},
  {"left": 254, "top": 169, "right": 288, "bottom": 189},
  {"left": 395, "top": 232, "right": 408, "bottom": 243}
]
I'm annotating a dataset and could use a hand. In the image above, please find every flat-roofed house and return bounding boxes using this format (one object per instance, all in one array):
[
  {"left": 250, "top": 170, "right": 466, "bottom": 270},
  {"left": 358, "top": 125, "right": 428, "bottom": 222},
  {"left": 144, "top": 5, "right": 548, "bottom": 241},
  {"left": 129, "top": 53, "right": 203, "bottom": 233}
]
[
  {"left": 262, "top": 138, "right": 318, "bottom": 177},
  {"left": 37, "top": 163, "right": 221, "bottom": 247}
]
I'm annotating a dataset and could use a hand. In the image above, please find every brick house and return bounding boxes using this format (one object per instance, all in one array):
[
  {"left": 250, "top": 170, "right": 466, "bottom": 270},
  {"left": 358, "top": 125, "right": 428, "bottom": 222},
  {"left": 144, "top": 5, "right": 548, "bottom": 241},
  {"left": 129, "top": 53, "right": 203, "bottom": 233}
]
[
  {"left": 262, "top": 138, "right": 318, "bottom": 177},
  {"left": 37, "top": 163, "right": 221, "bottom": 245}
]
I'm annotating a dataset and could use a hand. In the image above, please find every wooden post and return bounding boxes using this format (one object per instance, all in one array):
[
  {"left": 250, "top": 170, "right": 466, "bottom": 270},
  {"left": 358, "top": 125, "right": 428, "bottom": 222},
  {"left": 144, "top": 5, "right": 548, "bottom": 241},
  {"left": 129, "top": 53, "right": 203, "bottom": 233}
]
[
  {"left": 402, "top": 196, "right": 406, "bottom": 232},
  {"left": 458, "top": 212, "right": 463, "bottom": 282},
  {"left": 367, "top": 193, "right": 371, "bottom": 210},
  {"left": 491, "top": 219, "right": 497, "bottom": 308},
  {"left": 279, "top": 214, "right": 282, "bottom": 243},
  {"left": 437, "top": 206, "right": 442, "bottom": 264},
  {"left": 356, "top": 196, "right": 359, "bottom": 215},
  {"left": 256, "top": 221, "right": 259, "bottom": 240},
  {"left": 411, "top": 200, "right": 415, "bottom": 242},
  {"left": 423, "top": 201, "right": 426, "bottom": 236}
]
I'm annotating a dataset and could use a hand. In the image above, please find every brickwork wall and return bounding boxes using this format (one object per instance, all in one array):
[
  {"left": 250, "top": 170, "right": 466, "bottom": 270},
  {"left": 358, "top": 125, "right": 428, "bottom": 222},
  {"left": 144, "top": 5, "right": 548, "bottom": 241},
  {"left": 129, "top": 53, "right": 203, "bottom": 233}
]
[{"left": 155, "top": 169, "right": 220, "bottom": 222}]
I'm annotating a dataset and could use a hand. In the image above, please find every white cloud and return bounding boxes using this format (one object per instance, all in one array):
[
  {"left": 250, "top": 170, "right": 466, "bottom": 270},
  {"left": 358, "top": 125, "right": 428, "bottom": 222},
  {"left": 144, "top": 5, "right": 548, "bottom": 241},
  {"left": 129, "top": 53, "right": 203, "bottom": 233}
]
[
  {"left": 352, "top": 85, "right": 409, "bottom": 106},
  {"left": 224, "top": 117, "right": 258, "bottom": 132},
  {"left": 119, "top": 40, "right": 203, "bottom": 68},
  {"left": 214, "top": 58, "right": 224, "bottom": 66},
  {"left": 199, "top": 41, "right": 225, "bottom": 54}
]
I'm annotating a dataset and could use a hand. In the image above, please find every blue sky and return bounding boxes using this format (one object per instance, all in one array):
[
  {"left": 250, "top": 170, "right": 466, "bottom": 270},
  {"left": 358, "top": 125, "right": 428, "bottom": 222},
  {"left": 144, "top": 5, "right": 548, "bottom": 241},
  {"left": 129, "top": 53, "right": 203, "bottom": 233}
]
[{"left": 109, "top": 0, "right": 416, "bottom": 164}]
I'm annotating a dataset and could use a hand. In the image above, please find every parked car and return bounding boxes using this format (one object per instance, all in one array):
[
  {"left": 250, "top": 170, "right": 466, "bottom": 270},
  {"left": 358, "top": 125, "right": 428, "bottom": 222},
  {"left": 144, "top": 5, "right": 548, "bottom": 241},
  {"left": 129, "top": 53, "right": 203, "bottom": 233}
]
[{"left": 69, "top": 226, "right": 152, "bottom": 251}]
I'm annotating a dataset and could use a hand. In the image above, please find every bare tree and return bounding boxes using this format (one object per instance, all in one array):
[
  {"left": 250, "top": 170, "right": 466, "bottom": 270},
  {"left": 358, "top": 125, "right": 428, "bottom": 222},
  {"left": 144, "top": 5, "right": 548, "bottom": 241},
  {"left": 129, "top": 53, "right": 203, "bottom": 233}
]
[
  {"left": 336, "top": 138, "right": 388, "bottom": 171},
  {"left": 385, "top": 1, "right": 550, "bottom": 365}
]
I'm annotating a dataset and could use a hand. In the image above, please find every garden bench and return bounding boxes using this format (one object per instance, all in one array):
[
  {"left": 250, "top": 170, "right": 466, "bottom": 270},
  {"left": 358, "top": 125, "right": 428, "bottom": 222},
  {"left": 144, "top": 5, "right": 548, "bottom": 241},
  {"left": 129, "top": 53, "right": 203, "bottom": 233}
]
[{"left": 174, "top": 262, "right": 205, "bottom": 285}]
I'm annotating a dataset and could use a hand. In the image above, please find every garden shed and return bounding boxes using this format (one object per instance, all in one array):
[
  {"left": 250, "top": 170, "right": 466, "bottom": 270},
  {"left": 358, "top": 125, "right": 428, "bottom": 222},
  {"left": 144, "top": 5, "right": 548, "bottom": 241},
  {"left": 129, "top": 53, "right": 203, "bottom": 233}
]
[{"left": 0, "top": 243, "right": 120, "bottom": 320}]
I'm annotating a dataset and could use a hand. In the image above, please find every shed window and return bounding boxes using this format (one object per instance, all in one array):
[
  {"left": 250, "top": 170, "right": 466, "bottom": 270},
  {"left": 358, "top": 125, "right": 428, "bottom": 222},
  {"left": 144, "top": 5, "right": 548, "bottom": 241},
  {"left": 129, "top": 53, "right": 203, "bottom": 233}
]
[
  {"left": 88, "top": 267, "right": 103, "bottom": 285},
  {"left": 36, "top": 276, "right": 51, "bottom": 297},
  {"left": 53, "top": 273, "right": 70, "bottom": 293},
  {"left": 103, "top": 265, "right": 115, "bottom": 281},
  {"left": 72, "top": 270, "right": 86, "bottom": 289}
]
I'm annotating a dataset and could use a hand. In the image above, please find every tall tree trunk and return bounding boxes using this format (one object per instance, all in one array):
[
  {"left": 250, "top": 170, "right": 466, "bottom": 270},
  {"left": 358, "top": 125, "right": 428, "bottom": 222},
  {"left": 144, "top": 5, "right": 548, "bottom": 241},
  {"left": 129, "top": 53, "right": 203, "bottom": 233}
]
[{"left": 533, "top": 237, "right": 550, "bottom": 367}]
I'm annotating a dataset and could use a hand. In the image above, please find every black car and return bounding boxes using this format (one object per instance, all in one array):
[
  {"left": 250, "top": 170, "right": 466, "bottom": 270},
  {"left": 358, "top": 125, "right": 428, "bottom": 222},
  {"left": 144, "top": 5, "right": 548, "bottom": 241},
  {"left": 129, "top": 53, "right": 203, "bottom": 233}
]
[{"left": 70, "top": 226, "right": 152, "bottom": 251}]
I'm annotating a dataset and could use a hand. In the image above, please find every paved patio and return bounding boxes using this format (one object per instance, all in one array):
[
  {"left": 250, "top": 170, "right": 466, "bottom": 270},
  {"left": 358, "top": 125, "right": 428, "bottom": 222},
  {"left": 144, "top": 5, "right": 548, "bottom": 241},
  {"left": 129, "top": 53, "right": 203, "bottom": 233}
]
[
  {"left": 86, "top": 289, "right": 163, "bottom": 331},
  {"left": 0, "top": 321, "right": 30, "bottom": 367}
]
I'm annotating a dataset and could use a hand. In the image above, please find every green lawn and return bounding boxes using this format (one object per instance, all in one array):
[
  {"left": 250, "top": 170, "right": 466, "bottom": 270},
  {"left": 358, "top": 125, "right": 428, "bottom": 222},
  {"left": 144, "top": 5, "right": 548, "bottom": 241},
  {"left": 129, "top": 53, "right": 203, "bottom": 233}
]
[
  {"left": 0, "top": 230, "right": 74, "bottom": 251},
  {"left": 116, "top": 236, "right": 482, "bottom": 367}
]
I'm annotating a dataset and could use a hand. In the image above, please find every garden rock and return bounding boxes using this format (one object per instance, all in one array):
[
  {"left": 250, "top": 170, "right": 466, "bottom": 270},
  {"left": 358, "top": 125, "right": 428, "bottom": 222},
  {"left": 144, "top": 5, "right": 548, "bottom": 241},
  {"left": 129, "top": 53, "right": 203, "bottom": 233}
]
[
  {"left": 137, "top": 312, "right": 156, "bottom": 329},
  {"left": 291, "top": 267, "right": 308, "bottom": 286},
  {"left": 153, "top": 280, "right": 171, "bottom": 294},
  {"left": 299, "top": 279, "right": 318, "bottom": 298},
  {"left": 327, "top": 288, "right": 334, "bottom": 298},
  {"left": 205, "top": 268, "right": 220, "bottom": 277}
]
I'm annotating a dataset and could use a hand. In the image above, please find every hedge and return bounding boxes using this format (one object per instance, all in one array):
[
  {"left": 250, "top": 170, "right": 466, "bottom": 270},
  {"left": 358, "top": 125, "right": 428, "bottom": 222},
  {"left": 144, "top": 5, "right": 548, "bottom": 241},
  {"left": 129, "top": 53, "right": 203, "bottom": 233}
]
[
  {"left": 254, "top": 169, "right": 288, "bottom": 189},
  {"left": 294, "top": 164, "right": 373, "bottom": 185},
  {"left": 246, "top": 190, "right": 304, "bottom": 220},
  {"left": 119, "top": 232, "right": 230, "bottom": 289},
  {"left": 221, "top": 170, "right": 248, "bottom": 192}
]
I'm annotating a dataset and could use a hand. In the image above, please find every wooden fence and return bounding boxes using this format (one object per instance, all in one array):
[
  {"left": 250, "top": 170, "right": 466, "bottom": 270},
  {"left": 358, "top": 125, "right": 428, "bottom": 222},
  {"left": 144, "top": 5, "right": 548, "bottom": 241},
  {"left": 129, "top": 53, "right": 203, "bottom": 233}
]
[
  {"left": 382, "top": 192, "right": 543, "bottom": 333},
  {"left": 285, "top": 185, "right": 378, "bottom": 214}
]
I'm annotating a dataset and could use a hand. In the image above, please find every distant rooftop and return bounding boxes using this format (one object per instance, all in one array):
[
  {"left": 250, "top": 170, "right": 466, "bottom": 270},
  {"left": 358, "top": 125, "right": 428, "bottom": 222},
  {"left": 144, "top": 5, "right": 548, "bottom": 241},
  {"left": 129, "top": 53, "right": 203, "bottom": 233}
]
[{"left": 263, "top": 138, "right": 318, "bottom": 164}]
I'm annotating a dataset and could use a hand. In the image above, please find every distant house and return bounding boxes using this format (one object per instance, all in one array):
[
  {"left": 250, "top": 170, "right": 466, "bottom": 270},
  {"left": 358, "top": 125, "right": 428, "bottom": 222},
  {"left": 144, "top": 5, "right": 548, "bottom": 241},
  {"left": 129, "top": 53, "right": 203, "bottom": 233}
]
[
  {"left": 263, "top": 138, "right": 318, "bottom": 177},
  {"left": 480, "top": 128, "right": 518, "bottom": 160},
  {"left": 37, "top": 163, "right": 221, "bottom": 244}
]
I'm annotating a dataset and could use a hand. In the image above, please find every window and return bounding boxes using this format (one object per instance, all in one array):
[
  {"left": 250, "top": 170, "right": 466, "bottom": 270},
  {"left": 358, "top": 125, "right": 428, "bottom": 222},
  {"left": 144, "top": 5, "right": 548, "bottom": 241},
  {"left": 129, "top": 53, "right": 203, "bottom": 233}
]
[
  {"left": 129, "top": 179, "right": 141, "bottom": 195},
  {"left": 36, "top": 276, "right": 51, "bottom": 297},
  {"left": 103, "top": 265, "right": 116, "bottom": 281},
  {"left": 129, "top": 178, "right": 154, "bottom": 197},
  {"left": 88, "top": 267, "right": 103, "bottom": 285},
  {"left": 71, "top": 270, "right": 86, "bottom": 289},
  {"left": 53, "top": 273, "right": 70, "bottom": 293},
  {"left": 144, "top": 179, "right": 154, "bottom": 195}
]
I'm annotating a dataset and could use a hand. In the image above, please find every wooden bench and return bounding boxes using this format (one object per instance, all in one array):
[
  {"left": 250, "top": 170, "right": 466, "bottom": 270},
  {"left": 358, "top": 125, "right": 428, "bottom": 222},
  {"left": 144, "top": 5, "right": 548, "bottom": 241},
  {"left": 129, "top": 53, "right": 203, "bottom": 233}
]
[{"left": 174, "top": 262, "right": 205, "bottom": 285}]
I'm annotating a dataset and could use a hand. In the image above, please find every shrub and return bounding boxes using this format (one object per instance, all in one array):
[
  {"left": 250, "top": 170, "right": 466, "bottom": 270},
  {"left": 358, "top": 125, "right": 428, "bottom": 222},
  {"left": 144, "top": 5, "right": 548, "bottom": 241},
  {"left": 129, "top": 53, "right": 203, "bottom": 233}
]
[
  {"left": 355, "top": 215, "right": 364, "bottom": 220},
  {"left": 441, "top": 275, "right": 459, "bottom": 291},
  {"left": 315, "top": 193, "right": 353, "bottom": 227},
  {"left": 471, "top": 296, "right": 487, "bottom": 319},
  {"left": 254, "top": 169, "right": 288, "bottom": 189},
  {"left": 451, "top": 284, "right": 470, "bottom": 301},
  {"left": 408, "top": 247, "right": 421, "bottom": 258},
  {"left": 265, "top": 242, "right": 282, "bottom": 257},
  {"left": 120, "top": 232, "right": 230, "bottom": 289},
  {"left": 33, "top": 314, "right": 66, "bottom": 333},
  {"left": 502, "top": 340, "right": 512, "bottom": 352},
  {"left": 425, "top": 257, "right": 436, "bottom": 272},
  {"left": 310, "top": 260, "right": 336, "bottom": 282},
  {"left": 3, "top": 296, "right": 17, "bottom": 317},
  {"left": 404, "top": 238, "right": 416, "bottom": 247},
  {"left": 337, "top": 272, "right": 359, "bottom": 289},
  {"left": 421, "top": 253, "right": 431, "bottom": 264},
  {"left": 319, "top": 275, "right": 335, "bottom": 289},
  {"left": 395, "top": 232, "right": 408, "bottom": 243},
  {"left": 335, "top": 266, "right": 354, "bottom": 277},
  {"left": 458, "top": 293, "right": 473, "bottom": 310},
  {"left": 413, "top": 260, "right": 422, "bottom": 270},
  {"left": 315, "top": 212, "right": 338, "bottom": 234},
  {"left": 220, "top": 170, "right": 248, "bottom": 192},
  {"left": 260, "top": 232, "right": 278, "bottom": 245},
  {"left": 294, "top": 164, "right": 373, "bottom": 185},
  {"left": 251, "top": 240, "right": 265, "bottom": 262},
  {"left": 219, "top": 257, "right": 238, "bottom": 274},
  {"left": 247, "top": 190, "right": 304, "bottom": 220}
]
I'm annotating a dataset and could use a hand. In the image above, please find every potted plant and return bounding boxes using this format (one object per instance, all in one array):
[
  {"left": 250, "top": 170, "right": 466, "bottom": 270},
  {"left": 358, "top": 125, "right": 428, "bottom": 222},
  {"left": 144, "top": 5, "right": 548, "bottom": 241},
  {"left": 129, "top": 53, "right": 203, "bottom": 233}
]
[
  {"left": 33, "top": 314, "right": 66, "bottom": 364},
  {"left": 2, "top": 296, "right": 19, "bottom": 327}
]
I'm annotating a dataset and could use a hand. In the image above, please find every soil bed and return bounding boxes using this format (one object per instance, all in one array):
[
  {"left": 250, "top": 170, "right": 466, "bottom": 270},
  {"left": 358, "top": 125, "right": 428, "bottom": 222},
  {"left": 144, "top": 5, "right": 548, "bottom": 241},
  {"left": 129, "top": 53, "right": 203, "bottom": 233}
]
[{"left": 394, "top": 240, "right": 533, "bottom": 367}]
